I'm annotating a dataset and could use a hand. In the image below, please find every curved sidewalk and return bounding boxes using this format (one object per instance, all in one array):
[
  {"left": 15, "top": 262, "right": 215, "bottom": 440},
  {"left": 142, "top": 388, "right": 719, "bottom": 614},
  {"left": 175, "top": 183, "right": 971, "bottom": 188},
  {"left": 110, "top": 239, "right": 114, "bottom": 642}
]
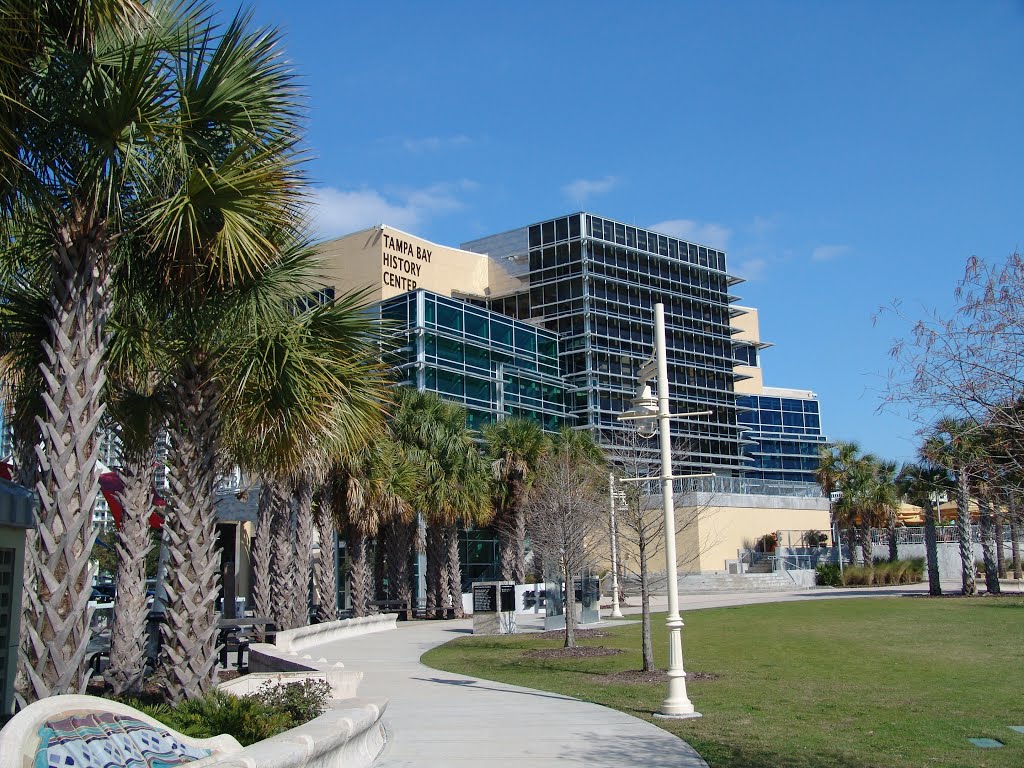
[{"left": 306, "top": 619, "right": 708, "bottom": 768}]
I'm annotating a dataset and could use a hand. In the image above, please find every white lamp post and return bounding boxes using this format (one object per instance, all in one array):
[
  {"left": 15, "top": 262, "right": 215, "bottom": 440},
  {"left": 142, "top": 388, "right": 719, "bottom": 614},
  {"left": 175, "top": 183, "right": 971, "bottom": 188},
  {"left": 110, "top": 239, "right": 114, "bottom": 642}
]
[
  {"left": 607, "top": 473, "right": 626, "bottom": 619},
  {"left": 618, "top": 302, "right": 708, "bottom": 720}
]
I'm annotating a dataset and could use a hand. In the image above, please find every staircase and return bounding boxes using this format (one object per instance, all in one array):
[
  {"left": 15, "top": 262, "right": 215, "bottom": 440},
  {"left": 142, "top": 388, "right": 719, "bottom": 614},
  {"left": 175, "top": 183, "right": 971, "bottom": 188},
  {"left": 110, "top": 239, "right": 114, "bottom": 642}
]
[
  {"left": 627, "top": 569, "right": 809, "bottom": 594},
  {"left": 675, "top": 572, "right": 800, "bottom": 593}
]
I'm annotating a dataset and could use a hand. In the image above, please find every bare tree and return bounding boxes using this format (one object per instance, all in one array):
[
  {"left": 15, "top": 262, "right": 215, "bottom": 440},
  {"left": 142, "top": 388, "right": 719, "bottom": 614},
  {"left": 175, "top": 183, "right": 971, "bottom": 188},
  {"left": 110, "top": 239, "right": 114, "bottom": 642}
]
[
  {"left": 526, "top": 429, "right": 606, "bottom": 648},
  {"left": 884, "top": 252, "right": 1024, "bottom": 482},
  {"left": 609, "top": 432, "right": 717, "bottom": 672}
]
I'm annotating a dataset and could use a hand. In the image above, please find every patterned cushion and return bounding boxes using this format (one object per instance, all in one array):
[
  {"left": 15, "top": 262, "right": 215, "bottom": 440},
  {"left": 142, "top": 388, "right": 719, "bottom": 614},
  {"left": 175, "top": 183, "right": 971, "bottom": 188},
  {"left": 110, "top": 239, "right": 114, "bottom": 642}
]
[{"left": 34, "top": 713, "right": 210, "bottom": 768}]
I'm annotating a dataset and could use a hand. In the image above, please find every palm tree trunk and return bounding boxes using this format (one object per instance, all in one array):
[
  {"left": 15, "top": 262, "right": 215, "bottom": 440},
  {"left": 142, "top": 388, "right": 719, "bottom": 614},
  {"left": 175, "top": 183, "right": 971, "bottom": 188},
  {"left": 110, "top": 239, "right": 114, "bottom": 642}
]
[
  {"left": 383, "top": 519, "right": 414, "bottom": 617},
  {"left": 159, "top": 362, "right": 222, "bottom": 703},
  {"left": 887, "top": 512, "right": 898, "bottom": 562},
  {"left": 979, "top": 495, "right": 999, "bottom": 594},
  {"left": 859, "top": 519, "right": 873, "bottom": 581},
  {"left": 313, "top": 511, "right": 338, "bottom": 622},
  {"left": 955, "top": 470, "right": 976, "bottom": 596},
  {"left": 425, "top": 526, "right": 447, "bottom": 619},
  {"left": 12, "top": 418, "right": 40, "bottom": 704},
  {"left": 446, "top": 525, "right": 464, "bottom": 619},
  {"left": 639, "top": 536, "right": 653, "bottom": 672},
  {"left": 106, "top": 457, "right": 155, "bottom": 697},
  {"left": 269, "top": 480, "right": 294, "bottom": 629},
  {"left": 21, "top": 230, "right": 111, "bottom": 703},
  {"left": 845, "top": 526, "right": 856, "bottom": 566},
  {"left": 923, "top": 500, "right": 941, "bottom": 596},
  {"left": 290, "top": 475, "right": 314, "bottom": 628},
  {"left": 373, "top": 534, "right": 385, "bottom": 603},
  {"left": 496, "top": 506, "right": 516, "bottom": 582},
  {"left": 513, "top": 505, "right": 527, "bottom": 584},
  {"left": 251, "top": 479, "right": 275, "bottom": 634},
  {"left": 349, "top": 533, "right": 370, "bottom": 618}
]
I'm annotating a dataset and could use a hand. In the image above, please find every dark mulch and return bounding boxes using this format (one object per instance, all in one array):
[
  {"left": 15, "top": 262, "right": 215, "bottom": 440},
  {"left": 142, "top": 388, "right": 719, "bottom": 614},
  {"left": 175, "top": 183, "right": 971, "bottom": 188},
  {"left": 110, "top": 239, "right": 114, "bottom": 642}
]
[
  {"left": 534, "top": 629, "right": 609, "bottom": 640},
  {"left": 526, "top": 646, "right": 623, "bottom": 660},
  {"left": 596, "top": 669, "right": 721, "bottom": 684}
]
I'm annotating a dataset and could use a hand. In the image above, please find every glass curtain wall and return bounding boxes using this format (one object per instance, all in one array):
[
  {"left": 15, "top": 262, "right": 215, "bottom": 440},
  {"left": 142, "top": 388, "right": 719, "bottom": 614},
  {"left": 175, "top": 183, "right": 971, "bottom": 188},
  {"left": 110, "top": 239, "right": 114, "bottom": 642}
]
[
  {"left": 469, "top": 213, "right": 748, "bottom": 476},
  {"left": 736, "top": 394, "right": 828, "bottom": 483}
]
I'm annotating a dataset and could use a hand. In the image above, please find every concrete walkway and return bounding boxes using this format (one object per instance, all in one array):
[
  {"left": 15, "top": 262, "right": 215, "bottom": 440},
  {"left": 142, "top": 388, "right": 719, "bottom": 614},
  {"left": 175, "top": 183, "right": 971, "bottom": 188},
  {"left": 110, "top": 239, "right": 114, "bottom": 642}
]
[
  {"left": 303, "top": 581, "right": 1019, "bottom": 767},
  {"left": 308, "top": 619, "right": 708, "bottom": 768}
]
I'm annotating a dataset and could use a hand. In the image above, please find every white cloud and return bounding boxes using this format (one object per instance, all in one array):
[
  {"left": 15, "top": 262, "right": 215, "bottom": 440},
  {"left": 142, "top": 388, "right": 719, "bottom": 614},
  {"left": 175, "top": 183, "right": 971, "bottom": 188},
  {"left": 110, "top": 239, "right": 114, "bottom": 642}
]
[
  {"left": 811, "top": 244, "right": 851, "bottom": 262},
  {"left": 402, "top": 134, "right": 471, "bottom": 153},
  {"left": 731, "top": 257, "right": 767, "bottom": 282},
  {"left": 309, "top": 182, "right": 471, "bottom": 239},
  {"left": 648, "top": 219, "right": 731, "bottom": 249},
  {"left": 562, "top": 175, "right": 618, "bottom": 202}
]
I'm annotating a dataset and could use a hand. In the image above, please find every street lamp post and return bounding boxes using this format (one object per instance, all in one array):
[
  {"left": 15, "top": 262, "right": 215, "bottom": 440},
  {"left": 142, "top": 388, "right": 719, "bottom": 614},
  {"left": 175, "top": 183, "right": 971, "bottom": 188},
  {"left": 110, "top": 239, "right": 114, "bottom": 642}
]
[
  {"left": 607, "top": 473, "right": 625, "bottom": 619},
  {"left": 618, "top": 302, "right": 705, "bottom": 720}
]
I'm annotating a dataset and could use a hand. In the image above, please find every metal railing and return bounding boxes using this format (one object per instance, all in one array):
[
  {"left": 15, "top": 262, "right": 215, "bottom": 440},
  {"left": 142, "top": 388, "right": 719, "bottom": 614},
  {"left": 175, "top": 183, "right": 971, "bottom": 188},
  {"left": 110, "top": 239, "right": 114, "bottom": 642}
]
[{"left": 680, "top": 476, "right": 824, "bottom": 498}]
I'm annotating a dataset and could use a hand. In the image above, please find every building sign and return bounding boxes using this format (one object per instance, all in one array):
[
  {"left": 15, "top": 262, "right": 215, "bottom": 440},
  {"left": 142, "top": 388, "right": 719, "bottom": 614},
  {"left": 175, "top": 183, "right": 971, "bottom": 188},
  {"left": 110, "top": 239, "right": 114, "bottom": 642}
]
[{"left": 382, "top": 232, "right": 432, "bottom": 291}]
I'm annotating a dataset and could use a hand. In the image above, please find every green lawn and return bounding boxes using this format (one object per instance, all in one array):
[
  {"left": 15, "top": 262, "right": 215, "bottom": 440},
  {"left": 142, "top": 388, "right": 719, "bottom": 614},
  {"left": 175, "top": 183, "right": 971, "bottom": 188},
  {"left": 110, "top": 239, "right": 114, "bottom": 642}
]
[{"left": 422, "top": 597, "right": 1024, "bottom": 768}]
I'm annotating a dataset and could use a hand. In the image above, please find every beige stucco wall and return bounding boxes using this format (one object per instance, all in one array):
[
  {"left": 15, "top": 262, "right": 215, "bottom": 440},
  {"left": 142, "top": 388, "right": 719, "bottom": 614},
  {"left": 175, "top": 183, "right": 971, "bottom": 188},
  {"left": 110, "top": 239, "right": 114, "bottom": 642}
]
[
  {"left": 596, "top": 495, "right": 831, "bottom": 577},
  {"left": 688, "top": 499, "right": 830, "bottom": 573},
  {"left": 316, "top": 225, "right": 494, "bottom": 301},
  {"left": 732, "top": 305, "right": 764, "bottom": 395}
]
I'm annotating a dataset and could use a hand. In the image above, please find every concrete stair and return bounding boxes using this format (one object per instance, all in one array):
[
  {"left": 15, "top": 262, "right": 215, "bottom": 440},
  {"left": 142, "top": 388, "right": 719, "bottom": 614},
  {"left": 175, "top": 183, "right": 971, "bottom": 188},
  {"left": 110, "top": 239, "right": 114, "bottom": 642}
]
[
  {"left": 627, "top": 570, "right": 805, "bottom": 594},
  {"left": 675, "top": 572, "right": 799, "bottom": 593}
]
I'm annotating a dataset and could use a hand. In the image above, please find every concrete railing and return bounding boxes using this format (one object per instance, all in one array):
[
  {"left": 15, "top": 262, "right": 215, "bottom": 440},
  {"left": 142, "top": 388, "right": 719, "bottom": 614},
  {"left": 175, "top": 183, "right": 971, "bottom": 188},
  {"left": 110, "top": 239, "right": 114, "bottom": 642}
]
[{"left": 273, "top": 613, "right": 398, "bottom": 653}]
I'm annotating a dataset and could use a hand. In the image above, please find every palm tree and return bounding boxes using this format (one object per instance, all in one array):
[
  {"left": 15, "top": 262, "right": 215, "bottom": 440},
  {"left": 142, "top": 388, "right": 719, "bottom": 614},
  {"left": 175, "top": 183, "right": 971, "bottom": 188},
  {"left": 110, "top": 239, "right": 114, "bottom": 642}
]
[
  {"left": 482, "top": 417, "right": 549, "bottom": 583},
  {"left": 330, "top": 440, "right": 416, "bottom": 617},
  {"left": 869, "top": 459, "right": 901, "bottom": 564},
  {"left": 923, "top": 418, "right": 981, "bottom": 595},
  {"left": 897, "top": 461, "right": 950, "bottom": 596},
  {"left": 816, "top": 441, "right": 862, "bottom": 565},
  {"left": 394, "top": 390, "right": 491, "bottom": 619},
  {"left": 2, "top": 1, "right": 202, "bottom": 702}
]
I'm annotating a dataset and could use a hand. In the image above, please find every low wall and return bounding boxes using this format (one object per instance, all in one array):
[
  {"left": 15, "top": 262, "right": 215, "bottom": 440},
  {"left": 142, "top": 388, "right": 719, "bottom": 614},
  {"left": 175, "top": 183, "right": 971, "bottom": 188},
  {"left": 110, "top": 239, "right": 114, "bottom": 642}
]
[
  {"left": 274, "top": 614, "right": 398, "bottom": 654},
  {"left": 199, "top": 698, "right": 387, "bottom": 768}
]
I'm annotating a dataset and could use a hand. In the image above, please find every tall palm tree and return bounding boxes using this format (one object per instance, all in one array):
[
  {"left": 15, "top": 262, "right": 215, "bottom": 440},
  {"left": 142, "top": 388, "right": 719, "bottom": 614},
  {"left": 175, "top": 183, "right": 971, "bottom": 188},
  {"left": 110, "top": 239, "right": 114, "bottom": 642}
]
[
  {"left": 482, "top": 417, "right": 549, "bottom": 583},
  {"left": 393, "top": 390, "right": 490, "bottom": 618},
  {"left": 923, "top": 417, "right": 982, "bottom": 595},
  {"left": 816, "top": 441, "right": 861, "bottom": 566},
  {"left": 869, "top": 459, "right": 901, "bottom": 564},
  {"left": 3, "top": 1, "right": 203, "bottom": 702},
  {"left": 330, "top": 439, "right": 416, "bottom": 617},
  {"left": 897, "top": 461, "right": 950, "bottom": 596}
]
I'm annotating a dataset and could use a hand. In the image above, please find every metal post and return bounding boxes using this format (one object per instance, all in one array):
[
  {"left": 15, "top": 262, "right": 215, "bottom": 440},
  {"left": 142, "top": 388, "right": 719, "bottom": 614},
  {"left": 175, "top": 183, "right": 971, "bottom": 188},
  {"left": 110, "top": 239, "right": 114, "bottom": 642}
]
[
  {"left": 608, "top": 473, "right": 624, "bottom": 619},
  {"left": 652, "top": 303, "right": 700, "bottom": 719}
]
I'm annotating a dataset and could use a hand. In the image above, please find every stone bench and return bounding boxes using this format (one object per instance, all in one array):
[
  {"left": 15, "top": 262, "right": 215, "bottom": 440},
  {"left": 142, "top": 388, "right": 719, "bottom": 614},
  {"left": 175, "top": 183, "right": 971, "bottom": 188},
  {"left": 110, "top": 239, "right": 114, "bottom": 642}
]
[
  {"left": 0, "top": 694, "right": 241, "bottom": 768},
  {"left": 0, "top": 693, "right": 387, "bottom": 768}
]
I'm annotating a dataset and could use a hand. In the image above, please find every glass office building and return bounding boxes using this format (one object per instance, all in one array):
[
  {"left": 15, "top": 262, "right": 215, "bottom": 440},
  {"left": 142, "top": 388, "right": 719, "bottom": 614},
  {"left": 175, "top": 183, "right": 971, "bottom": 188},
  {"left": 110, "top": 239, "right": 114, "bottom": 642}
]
[
  {"left": 379, "top": 289, "right": 570, "bottom": 431},
  {"left": 736, "top": 391, "right": 828, "bottom": 484},
  {"left": 462, "top": 212, "right": 748, "bottom": 475}
]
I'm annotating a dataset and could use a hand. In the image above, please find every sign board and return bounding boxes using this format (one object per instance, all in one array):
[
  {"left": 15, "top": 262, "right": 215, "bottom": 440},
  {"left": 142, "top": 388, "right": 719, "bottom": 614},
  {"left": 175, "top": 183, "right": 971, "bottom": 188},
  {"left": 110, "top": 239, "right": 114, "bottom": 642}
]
[
  {"left": 473, "top": 584, "right": 497, "bottom": 614},
  {"left": 499, "top": 583, "right": 516, "bottom": 612}
]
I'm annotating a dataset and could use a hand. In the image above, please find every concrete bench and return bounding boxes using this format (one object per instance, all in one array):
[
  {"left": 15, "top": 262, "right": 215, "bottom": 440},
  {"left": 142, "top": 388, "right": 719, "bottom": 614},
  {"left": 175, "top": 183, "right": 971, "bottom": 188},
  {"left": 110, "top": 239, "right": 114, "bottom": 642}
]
[
  {"left": 0, "top": 694, "right": 241, "bottom": 768},
  {"left": 0, "top": 693, "right": 387, "bottom": 768}
]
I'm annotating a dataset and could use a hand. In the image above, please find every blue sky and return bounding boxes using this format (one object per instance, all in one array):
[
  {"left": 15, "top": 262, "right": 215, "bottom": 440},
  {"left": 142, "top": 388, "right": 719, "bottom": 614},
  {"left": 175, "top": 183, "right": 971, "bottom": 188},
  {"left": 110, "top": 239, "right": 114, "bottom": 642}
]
[{"left": 231, "top": 1, "right": 1022, "bottom": 463}]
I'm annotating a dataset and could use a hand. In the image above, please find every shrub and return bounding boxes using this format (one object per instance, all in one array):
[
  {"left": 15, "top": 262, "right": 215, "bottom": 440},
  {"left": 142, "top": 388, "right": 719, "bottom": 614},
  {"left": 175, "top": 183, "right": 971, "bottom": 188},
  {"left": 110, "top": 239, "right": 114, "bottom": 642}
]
[
  {"left": 121, "top": 681, "right": 330, "bottom": 747},
  {"left": 841, "top": 566, "right": 864, "bottom": 586},
  {"left": 253, "top": 679, "right": 332, "bottom": 724},
  {"left": 755, "top": 533, "right": 777, "bottom": 553},
  {"left": 803, "top": 530, "right": 828, "bottom": 548},
  {"left": 815, "top": 563, "right": 841, "bottom": 587}
]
